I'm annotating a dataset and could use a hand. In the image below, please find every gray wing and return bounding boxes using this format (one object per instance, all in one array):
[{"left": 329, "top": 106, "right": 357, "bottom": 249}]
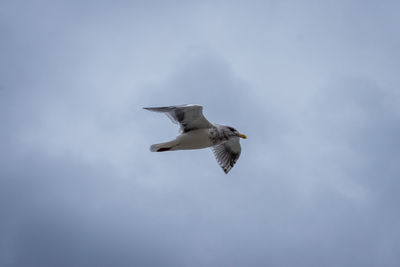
[
  {"left": 143, "top": 104, "right": 214, "bottom": 133},
  {"left": 211, "top": 137, "right": 241, "bottom": 174}
]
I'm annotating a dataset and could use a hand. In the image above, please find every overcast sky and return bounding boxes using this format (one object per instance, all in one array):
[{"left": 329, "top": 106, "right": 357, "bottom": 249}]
[{"left": 1, "top": 1, "right": 400, "bottom": 266}]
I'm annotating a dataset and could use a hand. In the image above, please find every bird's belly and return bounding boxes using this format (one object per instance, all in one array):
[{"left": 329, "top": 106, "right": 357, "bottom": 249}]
[{"left": 175, "top": 129, "right": 213, "bottom": 150}]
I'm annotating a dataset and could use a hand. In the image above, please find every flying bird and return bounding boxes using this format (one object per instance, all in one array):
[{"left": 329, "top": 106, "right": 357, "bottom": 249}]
[{"left": 144, "top": 104, "right": 247, "bottom": 174}]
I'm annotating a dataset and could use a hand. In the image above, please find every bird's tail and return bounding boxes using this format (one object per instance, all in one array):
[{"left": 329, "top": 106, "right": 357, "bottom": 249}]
[{"left": 150, "top": 140, "right": 179, "bottom": 152}]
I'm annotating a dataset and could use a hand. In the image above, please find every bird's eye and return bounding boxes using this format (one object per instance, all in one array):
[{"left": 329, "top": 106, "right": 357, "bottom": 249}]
[{"left": 227, "top": 127, "right": 235, "bottom": 132}]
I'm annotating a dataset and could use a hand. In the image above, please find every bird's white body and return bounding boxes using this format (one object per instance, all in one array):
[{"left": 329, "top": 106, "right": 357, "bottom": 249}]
[
  {"left": 150, "top": 129, "right": 214, "bottom": 151},
  {"left": 174, "top": 129, "right": 215, "bottom": 150}
]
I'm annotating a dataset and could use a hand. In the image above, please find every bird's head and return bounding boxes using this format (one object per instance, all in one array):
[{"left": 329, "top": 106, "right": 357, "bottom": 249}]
[{"left": 226, "top": 126, "right": 247, "bottom": 139}]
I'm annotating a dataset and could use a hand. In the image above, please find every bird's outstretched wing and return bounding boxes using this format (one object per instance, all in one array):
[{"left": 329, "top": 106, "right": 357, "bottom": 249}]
[
  {"left": 143, "top": 104, "right": 214, "bottom": 133},
  {"left": 211, "top": 137, "right": 241, "bottom": 174}
]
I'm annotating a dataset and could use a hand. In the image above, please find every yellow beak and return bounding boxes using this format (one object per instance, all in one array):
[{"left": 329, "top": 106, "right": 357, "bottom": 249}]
[{"left": 238, "top": 133, "right": 247, "bottom": 139}]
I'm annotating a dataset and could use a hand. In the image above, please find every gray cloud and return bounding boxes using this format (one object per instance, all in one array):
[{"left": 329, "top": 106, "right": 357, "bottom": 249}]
[{"left": 1, "top": 1, "right": 400, "bottom": 266}]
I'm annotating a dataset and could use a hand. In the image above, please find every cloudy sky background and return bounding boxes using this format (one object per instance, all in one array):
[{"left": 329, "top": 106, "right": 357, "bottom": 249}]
[{"left": 1, "top": 0, "right": 400, "bottom": 266}]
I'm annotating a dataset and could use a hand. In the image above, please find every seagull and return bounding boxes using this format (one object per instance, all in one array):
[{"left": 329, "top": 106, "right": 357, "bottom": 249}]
[{"left": 144, "top": 104, "right": 247, "bottom": 174}]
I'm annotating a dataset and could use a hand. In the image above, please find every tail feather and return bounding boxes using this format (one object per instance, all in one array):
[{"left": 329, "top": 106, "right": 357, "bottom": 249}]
[{"left": 150, "top": 140, "right": 178, "bottom": 152}]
